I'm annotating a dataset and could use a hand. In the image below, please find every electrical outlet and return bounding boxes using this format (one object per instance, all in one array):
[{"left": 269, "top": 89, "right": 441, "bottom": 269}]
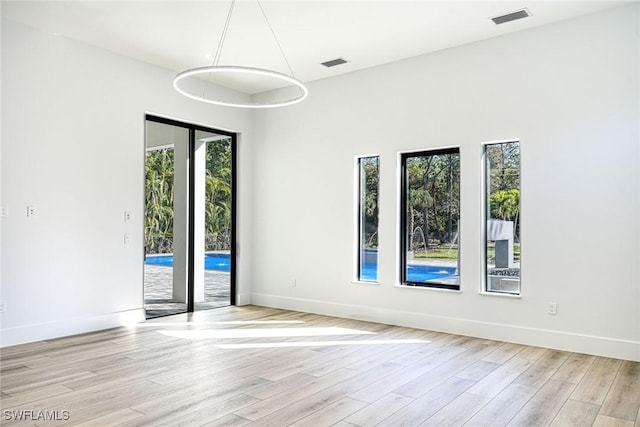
[
  {"left": 124, "top": 211, "right": 131, "bottom": 222},
  {"left": 548, "top": 302, "right": 557, "bottom": 315},
  {"left": 291, "top": 279, "right": 297, "bottom": 288},
  {"left": 1, "top": 206, "right": 8, "bottom": 217},
  {"left": 124, "top": 234, "right": 130, "bottom": 245},
  {"left": 0, "top": 302, "right": 5, "bottom": 313},
  {"left": 27, "top": 205, "right": 36, "bottom": 217}
]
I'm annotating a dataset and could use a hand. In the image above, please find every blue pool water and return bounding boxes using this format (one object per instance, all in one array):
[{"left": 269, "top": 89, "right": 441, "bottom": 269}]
[
  {"left": 360, "top": 249, "right": 457, "bottom": 282},
  {"left": 146, "top": 253, "right": 457, "bottom": 282},
  {"left": 145, "top": 253, "right": 231, "bottom": 272},
  {"left": 406, "top": 264, "right": 457, "bottom": 282},
  {"left": 361, "top": 262, "right": 457, "bottom": 282}
]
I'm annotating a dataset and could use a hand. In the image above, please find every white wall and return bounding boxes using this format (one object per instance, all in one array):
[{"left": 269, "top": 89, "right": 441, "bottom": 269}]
[
  {"left": 251, "top": 5, "right": 640, "bottom": 361},
  {"left": 2, "top": 6, "right": 639, "bottom": 361},
  {"left": 0, "top": 19, "right": 254, "bottom": 346}
]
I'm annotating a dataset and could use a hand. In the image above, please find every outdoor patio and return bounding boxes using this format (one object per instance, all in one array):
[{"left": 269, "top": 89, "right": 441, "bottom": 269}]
[{"left": 144, "top": 264, "right": 230, "bottom": 318}]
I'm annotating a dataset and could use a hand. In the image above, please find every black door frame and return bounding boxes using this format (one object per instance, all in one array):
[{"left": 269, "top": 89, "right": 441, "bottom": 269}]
[{"left": 145, "top": 114, "right": 237, "bottom": 311}]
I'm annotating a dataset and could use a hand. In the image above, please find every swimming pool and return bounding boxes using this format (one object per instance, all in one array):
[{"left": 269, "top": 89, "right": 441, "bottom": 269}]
[
  {"left": 361, "top": 262, "right": 457, "bottom": 282},
  {"left": 405, "top": 264, "right": 458, "bottom": 282},
  {"left": 146, "top": 253, "right": 457, "bottom": 282},
  {"left": 145, "top": 253, "right": 231, "bottom": 272}
]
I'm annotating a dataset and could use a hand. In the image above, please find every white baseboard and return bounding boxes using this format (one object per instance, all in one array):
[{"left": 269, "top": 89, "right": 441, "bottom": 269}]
[
  {"left": 0, "top": 309, "right": 146, "bottom": 348},
  {"left": 236, "top": 293, "right": 251, "bottom": 306},
  {"left": 250, "top": 293, "right": 640, "bottom": 362}
]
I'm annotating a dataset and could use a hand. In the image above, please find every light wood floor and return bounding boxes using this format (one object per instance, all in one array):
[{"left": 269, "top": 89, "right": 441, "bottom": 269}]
[{"left": 1, "top": 306, "right": 639, "bottom": 426}]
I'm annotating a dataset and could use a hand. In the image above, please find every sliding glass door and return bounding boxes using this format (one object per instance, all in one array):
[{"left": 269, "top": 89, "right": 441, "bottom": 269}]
[{"left": 144, "top": 116, "right": 236, "bottom": 318}]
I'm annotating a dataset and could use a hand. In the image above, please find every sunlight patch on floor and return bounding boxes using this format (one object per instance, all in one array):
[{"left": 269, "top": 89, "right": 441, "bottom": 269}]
[
  {"left": 138, "top": 320, "right": 305, "bottom": 327},
  {"left": 158, "top": 326, "right": 376, "bottom": 340},
  {"left": 213, "top": 339, "right": 429, "bottom": 349}
]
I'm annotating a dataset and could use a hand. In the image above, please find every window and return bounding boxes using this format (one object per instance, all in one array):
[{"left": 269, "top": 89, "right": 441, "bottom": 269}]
[
  {"left": 484, "top": 141, "right": 521, "bottom": 294},
  {"left": 400, "top": 148, "right": 460, "bottom": 290},
  {"left": 357, "top": 156, "right": 379, "bottom": 282}
]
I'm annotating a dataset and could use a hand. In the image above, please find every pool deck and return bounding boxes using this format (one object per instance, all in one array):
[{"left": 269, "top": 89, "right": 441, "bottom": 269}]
[{"left": 144, "top": 264, "right": 230, "bottom": 318}]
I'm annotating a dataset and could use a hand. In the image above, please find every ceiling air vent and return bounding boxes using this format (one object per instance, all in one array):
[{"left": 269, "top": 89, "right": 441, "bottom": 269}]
[
  {"left": 491, "top": 8, "right": 530, "bottom": 25},
  {"left": 321, "top": 58, "right": 348, "bottom": 68}
]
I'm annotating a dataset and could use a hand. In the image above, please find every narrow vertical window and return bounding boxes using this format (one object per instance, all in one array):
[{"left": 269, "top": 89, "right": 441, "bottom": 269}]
[
  {"left": 484, "top": 141, "right": 521, "bottom": 294},
  {"left": 400, "top": 148, "right": 460, "bottom": 290},
  {"left": 357, "top": 156, "right": 379, "bottom": 282}
]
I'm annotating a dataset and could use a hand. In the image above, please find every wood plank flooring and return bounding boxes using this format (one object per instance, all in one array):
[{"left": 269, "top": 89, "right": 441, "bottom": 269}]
[{"left": 1, "top": 305, "right": 638, "bottom": 426}]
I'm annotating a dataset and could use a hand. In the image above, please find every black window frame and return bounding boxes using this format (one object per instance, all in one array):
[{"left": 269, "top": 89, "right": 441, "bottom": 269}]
[
  {"left": 399, "top": 147, "right": 461, "bottom": 291},
  {"left": 356, "top": 155, "right": 380, "bottom": 282},
  {"left": 483, "top": 140, "right": 521, "bottom": 295}
]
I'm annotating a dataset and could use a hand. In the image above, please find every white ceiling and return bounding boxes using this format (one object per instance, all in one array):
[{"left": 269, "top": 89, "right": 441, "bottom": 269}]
[{"left": 2, "top": 1, "right": 632, "bottom": 94}]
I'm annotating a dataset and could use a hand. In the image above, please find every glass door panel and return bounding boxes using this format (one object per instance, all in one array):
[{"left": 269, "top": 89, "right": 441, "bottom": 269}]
[
  {"left": 144, "top": 120, "right": 189, "bottom": 318},
  {"left": 194, "top": 130, "right": 233, "bottom": 311}
]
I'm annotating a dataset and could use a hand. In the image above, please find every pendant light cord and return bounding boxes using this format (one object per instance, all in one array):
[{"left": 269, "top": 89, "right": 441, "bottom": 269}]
[
  {"left": 256, "top": 0, "right": 296, "bottom": 78},
  {"left": 210, "top": 0, "right": 296, "bottom": 76},
  {"left": 212, "top": 0, "right": 236, "bottom": 66},
  {"left": 188, "top": 0, "right": 307, "bottom": 106}
]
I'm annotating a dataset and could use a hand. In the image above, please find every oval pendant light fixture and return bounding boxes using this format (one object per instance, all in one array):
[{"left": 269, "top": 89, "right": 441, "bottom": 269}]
[{"left": 173, "top": 0, "right": 308, "bottom": 108}]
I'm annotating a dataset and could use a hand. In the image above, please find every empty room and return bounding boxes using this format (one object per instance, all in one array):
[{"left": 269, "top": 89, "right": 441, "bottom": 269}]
[{"left": 1, "top": 1, "right": 639, "bottom": 425}]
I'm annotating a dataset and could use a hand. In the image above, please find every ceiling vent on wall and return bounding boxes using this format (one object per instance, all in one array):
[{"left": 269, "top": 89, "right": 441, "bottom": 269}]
[
  {"left": 321, "top": 58, "right": 348, "bottom": 68},
  {"left": 491, "top": 8, "right": 530, "bottom": 25}
]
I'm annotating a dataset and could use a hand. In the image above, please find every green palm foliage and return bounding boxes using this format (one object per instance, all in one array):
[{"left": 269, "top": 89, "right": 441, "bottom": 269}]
[
  {"left": 144, "top": 139, "right": 232, "bottom": 255},
  {"left": 406, "top": 152, "right": 460, "bottom": 251},
  {"left": 486, "top": 142, "right": 520, "bottom": 242},
  {"left": 490, "top": 189, "right": 520, "bottom": 221},
  {"left": 361, "top": 157, "right": 379, "bottom": 249},
  {"left": 204, "top": 139, "right": 232, "bottom": 250},
  {"left": 145, "top": 148, "right": 175, "bottom": 253}
]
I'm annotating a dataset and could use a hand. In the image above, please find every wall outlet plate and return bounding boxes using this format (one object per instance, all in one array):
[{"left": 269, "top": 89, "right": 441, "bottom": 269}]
[{"left": 0, "top": 206, "right": 8, "bottom": 217}]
